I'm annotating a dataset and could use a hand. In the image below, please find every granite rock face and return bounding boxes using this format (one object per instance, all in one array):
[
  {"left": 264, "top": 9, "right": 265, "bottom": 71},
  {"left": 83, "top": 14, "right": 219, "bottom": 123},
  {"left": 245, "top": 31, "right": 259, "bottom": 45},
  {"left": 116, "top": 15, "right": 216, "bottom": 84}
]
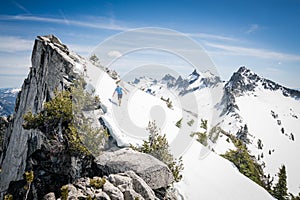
[
  {"left": 0, "top": 35, "right": 82, "bottom": 197},
  {"left": 94, "top": 148, "right": 174, "bottom": 190}
]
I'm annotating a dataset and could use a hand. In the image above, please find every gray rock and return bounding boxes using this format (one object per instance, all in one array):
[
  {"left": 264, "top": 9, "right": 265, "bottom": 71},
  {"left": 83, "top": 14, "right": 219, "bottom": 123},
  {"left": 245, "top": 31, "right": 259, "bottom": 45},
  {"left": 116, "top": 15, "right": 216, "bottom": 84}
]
[
  {"left": 109, "top": 173, "right": 132, "bottom": 191},
  {"left": 95, "top": 148, "right": 174, "bottom": 189},
  {"left": 94, "top": 191, "right": 111, "bottom": 200},
  {"left": 125, "top": 171, "right": 156, "bottom": 200},
  {"left": 123, "top": 189, "right": 144, "bottom": 200},
  {"left": 103, "top": 181, "right": 124, "bottom": 200},
  {"left": 43, "top": 192, "right": 56, "bottom": 200},
  {"left": 0, "top": 35, "right": 81, "bottom": 196},
  {"left": 74, "top": 177, "right": 90, "bottom": 190},
  {"left": 67, "top": 184, "right": 86, "bottom": 199}
]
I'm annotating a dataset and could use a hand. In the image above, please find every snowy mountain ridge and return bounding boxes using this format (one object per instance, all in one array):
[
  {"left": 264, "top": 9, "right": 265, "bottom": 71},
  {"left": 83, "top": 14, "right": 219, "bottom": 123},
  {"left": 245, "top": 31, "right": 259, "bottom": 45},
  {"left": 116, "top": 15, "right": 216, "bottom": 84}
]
[
  {"left": 225, "top": 66, "right": 300, "bottom": 99},
  {"left": 130, "top": 65, "right": 300, "bottom": 196},
  {"left": 219, "top": 67, "right": 300, "bottom": 195},
  {"left": 88, "top": 65, "right": 275, "bottom": 200}
]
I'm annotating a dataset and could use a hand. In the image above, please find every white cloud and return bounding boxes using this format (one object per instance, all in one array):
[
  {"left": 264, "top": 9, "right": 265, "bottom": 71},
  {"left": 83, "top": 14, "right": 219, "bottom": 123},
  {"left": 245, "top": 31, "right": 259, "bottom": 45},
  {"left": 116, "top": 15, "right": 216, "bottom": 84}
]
[
  {"left": 0, "top": 15, "right": 129, "bottom": 31},
  {"left": 0, "top": 36, "right": 33, "bottom": 52},
  {"left": 205, "top": 42, "right": 300, "bottom": 61},
  {"left": 246, "top": 24, "right": 259, "bottom": 34},
  {"left": 107, "top": 50, "right": 122, "bottom": 58},
  {"left": 12, "top": 1, "right": 31, "bottom": 14},
  {"left": 186, "top": 32, "right": 238, "bottom": 41}
]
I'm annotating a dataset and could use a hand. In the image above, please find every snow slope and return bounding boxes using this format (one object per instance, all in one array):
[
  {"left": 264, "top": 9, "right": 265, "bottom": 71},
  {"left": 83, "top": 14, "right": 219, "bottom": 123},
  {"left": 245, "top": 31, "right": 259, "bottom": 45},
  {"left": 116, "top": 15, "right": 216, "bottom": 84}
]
[
  {"left": 213, "top": 67, "right": 300, "bottom": 195},
  {"left": 80, "top": 61, "right": 274, "bottom": 199},
  {"left": 233, "top": 87, "right": 300, "bottom": 194},
  {"left": 133, "top": 67, "right": 300, "bottom": 196},
  {"left": 175, "top": 141, "right": 273, "bottom": 200}
]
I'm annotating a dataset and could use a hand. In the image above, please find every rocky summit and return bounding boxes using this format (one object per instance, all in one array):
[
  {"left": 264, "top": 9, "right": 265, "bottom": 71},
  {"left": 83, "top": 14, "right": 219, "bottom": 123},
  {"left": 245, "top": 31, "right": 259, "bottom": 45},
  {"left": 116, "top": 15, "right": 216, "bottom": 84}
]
[{"left": 0, "top": 35, "right": 175, "bottom": 200}]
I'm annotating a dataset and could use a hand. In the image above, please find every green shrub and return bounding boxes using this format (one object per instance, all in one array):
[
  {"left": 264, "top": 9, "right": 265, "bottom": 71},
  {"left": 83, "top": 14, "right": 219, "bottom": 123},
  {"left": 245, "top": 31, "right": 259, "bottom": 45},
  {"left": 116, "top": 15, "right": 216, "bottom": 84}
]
[
  {"left": 161, "top": 96, "right": 173, "bottom": 109},
  {"left": 23, "top": 90, "right": 73, "bottom": 131},
  {"left": 190, "top": 131, "right": 208, "bottom": 146},
  {"left": 167, "top": 101, "right": 173, "bottom": 109},
  {"left": 61, "top": 185, "right": 68, "bottom": 200},
  {"left": 131, "top": 121, "right": 184, "bottom": 182},
  {"left": 187, "top": 119, "right": 194, "bottom": 126},
  {"left": 23, "top": 76, "right": 107, "bottom": 156},
  {"left": 4, "top": 194, "right": 13, "bottom": 200},
  {"left": 90, "top": 177, "right": 106, "bottom": 189},
  {"left": 190, "top": 119, "right": 208, "bottom": 146}
]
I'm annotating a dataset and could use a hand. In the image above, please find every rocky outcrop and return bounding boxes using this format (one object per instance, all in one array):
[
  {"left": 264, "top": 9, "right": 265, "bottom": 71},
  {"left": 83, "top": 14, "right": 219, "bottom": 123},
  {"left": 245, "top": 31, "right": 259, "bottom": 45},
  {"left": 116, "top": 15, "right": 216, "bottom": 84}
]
[
  {"left": 0, "top": 35, "right": 83, "bottom": 197},
  {"left": 43, "top": 171, "right": 158, "bottom": 200},
  {"left": 227, "top": 66, "right": 300, "bottom": 98},
  {"left": 94, "top": 148, "right": 174, "bottom": 190},
  {"left": 0, "top": 35, "right": 175, "bottom": 200},
  {"left": 220, "top": 66, "right": 300, "bottom": 117}
]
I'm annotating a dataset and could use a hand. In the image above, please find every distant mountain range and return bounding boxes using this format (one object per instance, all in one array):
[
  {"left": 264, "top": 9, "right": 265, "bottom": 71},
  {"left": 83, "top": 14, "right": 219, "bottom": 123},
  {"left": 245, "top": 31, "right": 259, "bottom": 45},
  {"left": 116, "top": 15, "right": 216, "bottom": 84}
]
[
  {"left": 131, "top": 66, "right": 300, "bottom": 195},
  {"left": 0, "top": 88, "right": 20, "bottom": 117}
]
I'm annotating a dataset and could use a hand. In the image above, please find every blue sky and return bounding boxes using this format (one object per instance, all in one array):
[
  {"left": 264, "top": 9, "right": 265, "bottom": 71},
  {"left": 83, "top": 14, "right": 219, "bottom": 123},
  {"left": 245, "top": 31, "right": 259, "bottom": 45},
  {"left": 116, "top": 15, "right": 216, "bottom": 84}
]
[{"left": 0, "top": 0, "right": 300, "bottom": 88}]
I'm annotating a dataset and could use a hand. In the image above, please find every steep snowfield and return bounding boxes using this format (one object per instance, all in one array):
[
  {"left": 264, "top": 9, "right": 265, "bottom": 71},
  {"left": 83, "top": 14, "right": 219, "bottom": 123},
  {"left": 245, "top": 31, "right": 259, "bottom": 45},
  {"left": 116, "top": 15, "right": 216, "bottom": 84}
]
[
  {"left": 233, "top": 87, "right": 300, "bottom": 194},
  {"left": 175, "top": 141, "right": 273, "bottom": 200},
  {"left": 81, "top": 62, "right": 274, "bottom": 199}
]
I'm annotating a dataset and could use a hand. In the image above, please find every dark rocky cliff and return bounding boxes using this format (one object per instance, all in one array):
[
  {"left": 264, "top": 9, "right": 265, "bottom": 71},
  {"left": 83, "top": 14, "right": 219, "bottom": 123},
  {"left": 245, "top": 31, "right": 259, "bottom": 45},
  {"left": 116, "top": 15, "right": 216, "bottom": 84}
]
[{"left": 0, "top": 35, "right": 82, "bottom": 198}]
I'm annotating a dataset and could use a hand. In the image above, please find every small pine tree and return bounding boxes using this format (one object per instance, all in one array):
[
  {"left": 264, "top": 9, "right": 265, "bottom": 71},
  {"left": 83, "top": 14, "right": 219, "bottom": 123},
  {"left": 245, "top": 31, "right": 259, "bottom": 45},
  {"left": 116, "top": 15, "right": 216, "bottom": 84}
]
[
  {"left": 176, "top": 118, "right": 182, "bottom": 128},
  {"left": 236, "top": 124, "right": 249, "bottom": 144},
  {"left": 273, "top": 165, "right": 288, "bottom": 200},
  {"left": 200, "top": 119, "right": 207, "bottom": 130},
  {"left": 221, "top": 138, "right": 265, "bottom": 187},
  {"left": 264, "top": 174, "right": 274, "bottom": 194},
  {"left": 167, "top": 101, "right": 173, "bottom": 109},
  {"left": 257, "top": 139, "right": 263, "bottom": 150},
  {"left": 131, "top": 121, "right": 184, "bottom": 182},
  {"left": 290, "top": 133, "right": 294, "bottom": 141},
  {"left": 190, "top": 119, "right": 208, "bottom": 146}
]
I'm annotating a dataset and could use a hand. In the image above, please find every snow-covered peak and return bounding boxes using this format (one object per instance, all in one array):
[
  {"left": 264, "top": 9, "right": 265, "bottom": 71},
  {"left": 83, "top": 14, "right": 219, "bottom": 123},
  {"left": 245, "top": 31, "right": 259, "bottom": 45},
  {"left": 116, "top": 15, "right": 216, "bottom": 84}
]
[
  {"left": 187, "top": 69, "right": 200, "bottom": 84},
  {"left": 226, "top": 66, "right": 300, "bottom": 98}
]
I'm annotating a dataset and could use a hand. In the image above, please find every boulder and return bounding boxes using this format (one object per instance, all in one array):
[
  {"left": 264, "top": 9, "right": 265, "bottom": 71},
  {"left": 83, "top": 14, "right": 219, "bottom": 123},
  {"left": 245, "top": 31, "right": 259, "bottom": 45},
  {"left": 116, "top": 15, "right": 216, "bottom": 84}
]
[
  {"left": 125, "top": 171, "right": 157, "bottom": 200},
  {"left": 95, "top": 148, "right": 174, "bottom": 189},
  {"left": 123, "top": 189, "right": 144, "bottom": 200},
  {"left": 102, "top": 181, "right": 124, "bottom": 200},
  {"left": 94, "top": 191, "right": 111, "bottom": 200}
]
